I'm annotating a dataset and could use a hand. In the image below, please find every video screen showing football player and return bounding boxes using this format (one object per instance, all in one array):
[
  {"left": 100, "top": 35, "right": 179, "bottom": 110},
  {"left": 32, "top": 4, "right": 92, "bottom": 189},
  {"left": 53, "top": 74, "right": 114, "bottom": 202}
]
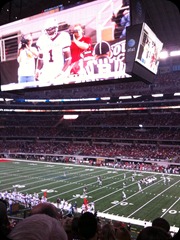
[
  {"left": 17, "top": 34, "right": 38, "bottom": 84},
  {"left": 85, "top": 41, "right": 125, "bottom": 81},
  {"left": 69, "top": 23, "right": 93, "bottom": 75},
  {"left": 35, "top": 18, "right": 72, "bottom": 84}
]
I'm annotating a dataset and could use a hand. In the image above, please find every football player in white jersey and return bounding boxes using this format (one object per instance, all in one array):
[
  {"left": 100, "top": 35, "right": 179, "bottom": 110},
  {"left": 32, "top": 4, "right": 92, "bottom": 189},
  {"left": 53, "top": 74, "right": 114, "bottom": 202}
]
[
  {"left": 36, "top": 18, "right": 72, "bottom": 84},
  {"left": 122, "top": 191, "right": 126, "bottom": 200}
]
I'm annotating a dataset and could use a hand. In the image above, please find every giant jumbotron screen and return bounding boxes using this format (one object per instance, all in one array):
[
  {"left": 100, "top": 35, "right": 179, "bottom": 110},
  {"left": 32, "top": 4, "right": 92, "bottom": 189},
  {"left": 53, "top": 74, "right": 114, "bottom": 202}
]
[{"left": 0, "top": 0, "right": 162, "bottom": 91}]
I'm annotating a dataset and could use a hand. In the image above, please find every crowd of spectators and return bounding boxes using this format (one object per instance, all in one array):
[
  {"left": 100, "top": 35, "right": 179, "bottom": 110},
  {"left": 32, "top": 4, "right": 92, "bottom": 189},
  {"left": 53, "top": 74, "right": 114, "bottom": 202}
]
[
  {"left": 0, "top": 104, "right": 179, "bottom": 165},
  {"left": 0, "top": 112, "right": 179, "bottom": 161},
  {"left": 0, "top": 127, "right": 179, "bottom": 145},
  {"left": 0, "top": 141, "right": 179, "bottom": 163},
  {"left": 2, "top": 112, "right": 179, "bottom": 127},
  {"left": 72, "top": 113, "right": 180, "bottom": 126}
]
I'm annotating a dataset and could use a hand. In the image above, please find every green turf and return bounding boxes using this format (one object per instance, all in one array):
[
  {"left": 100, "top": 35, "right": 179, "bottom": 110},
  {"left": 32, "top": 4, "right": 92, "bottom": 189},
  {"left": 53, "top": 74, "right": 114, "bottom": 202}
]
[{"left": 0, "top": 159, "right": 179, "bottom": 228}]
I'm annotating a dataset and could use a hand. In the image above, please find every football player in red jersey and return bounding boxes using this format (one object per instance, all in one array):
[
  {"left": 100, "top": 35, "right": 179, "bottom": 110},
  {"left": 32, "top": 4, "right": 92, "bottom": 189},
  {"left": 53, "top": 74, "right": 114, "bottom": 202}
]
[
  {"left": 70, "top": 23, "right": 93, "bottom": 75},
  {"left": 35, "top": 18, "right": 72, "bottom": 84}
]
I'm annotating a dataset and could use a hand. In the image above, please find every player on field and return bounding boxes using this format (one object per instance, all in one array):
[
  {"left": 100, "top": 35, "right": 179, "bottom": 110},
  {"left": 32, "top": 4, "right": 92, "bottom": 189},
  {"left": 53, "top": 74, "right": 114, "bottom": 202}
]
[
  {"left": 138, "top": 181, "right": 142, "bottom": 191},
  {"left": 90, "top": 202, "right": 95, "bottom": 214},
  {"left": 97, "top": 176, "right": 102, "bottom": 186},
  {"left": 56, "top": 197, "right": 61, "bottom": 208},
  {"left": 83, "top": 185, "right": 87, "bottom": 197},
  {"left": 122, "top": 191, "right": 126, "bottom": 200},
  {"left": 73, "top": 201, "right": 78, "bottom": 213},
  {"left": 167, "top": 176, "right": 171, "bottom": 184},
  {"left": 163, "top": 176, "right": 167, "bottom": 185}
]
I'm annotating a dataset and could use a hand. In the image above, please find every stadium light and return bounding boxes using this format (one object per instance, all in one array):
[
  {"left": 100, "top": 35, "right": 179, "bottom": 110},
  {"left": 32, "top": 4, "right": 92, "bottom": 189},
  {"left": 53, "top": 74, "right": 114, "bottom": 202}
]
[
  {"left": 152, "top": 94, "right": 163, "bottom": 97},
  {"left": 4, "top": 98, "right": 14, "bottom": 102},
  {"left": 63, "top": 115, "right": 79, "bottom": 119},
  {"left": 170, "top": 50, "right": 180, "bottom": 57},
  {"left": 101, "top": 97, "right": 111, "bottom": 101},
  {"left": 119, "top": 96, "right": 132, "bottom": 99},
  {"left": 159, "top": 51, "right": 169, "bottom": 59},
  {"left": 160, "top": 50, "right": 180, "bottom": 59},
  {"left": 133, "top": 95, "right": 142, "bottom": 98},
  {"left": 25, "top": 99, "right": 47, "bottom": 102}
]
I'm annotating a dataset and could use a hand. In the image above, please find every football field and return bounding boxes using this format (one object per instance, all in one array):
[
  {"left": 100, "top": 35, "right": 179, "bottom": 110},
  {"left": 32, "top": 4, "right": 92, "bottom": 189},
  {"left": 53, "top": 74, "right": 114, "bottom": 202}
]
[{"left": 0, "top": 159, "right": 179, "bottom": 231}]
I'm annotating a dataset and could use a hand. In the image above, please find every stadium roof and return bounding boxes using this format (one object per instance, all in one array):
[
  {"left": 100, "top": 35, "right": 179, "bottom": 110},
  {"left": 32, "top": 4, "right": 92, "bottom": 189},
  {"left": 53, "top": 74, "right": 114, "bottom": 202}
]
[{"left": 0, "top": 0, "right": 180, "bottom": 49}]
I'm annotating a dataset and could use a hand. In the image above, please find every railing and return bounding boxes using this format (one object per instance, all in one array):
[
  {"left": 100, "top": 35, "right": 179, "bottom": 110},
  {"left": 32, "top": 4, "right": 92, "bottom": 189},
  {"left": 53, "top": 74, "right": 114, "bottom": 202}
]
[
  {"left": 95, "top": 0, "right": 129, "bottom": 42},
  {"left": 0, "top": 34, "right": 18, "bottom": 62},
  {"left": 96, "top": 0, "right": 115, "bottom": 42}
]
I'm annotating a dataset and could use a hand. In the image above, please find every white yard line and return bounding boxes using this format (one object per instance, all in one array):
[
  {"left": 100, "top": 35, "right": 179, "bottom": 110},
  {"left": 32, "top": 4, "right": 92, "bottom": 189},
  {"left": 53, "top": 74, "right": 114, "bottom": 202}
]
[
  {"left": 12, "top": 167, "right": 109, "bottom": 194},
  {"left": 1, "top": 166, "right": 98, "bottom": 192},
  {"left": 48, "top": 171, "right": 126, "bottom": 200},
  {"left": 127, "top": 180, "right": 180, "bottom": 218},
  {"left": 160, "top": 197, "right": 180, "bottom": 218},
  {"left": 102, "top": 178, "right": 163, "bottom": 213}
]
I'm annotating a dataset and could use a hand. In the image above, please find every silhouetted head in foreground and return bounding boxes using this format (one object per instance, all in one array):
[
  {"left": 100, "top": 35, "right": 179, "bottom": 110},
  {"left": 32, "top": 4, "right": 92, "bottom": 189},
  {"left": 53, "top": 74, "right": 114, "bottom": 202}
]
[
  {"left": 78, "top": 212, "right": 98, "bottom": 240},
  {"left": 8, "top": 214, "right": 67, "bottom": 240},
  {"left": 152, "top": 217, "right": 170, "bottom": 233},
  {"left": 136, "top": 226, "right": 171, "bottom": 240}
]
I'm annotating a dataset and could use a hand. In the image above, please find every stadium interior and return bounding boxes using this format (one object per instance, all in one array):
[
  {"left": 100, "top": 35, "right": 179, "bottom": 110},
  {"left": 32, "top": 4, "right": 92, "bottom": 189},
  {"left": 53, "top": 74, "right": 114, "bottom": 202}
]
[
  {"left": 0, "top": 0, "right": 179, "bottom": 162},
  {"left": 0, "top": 1, "right": 180, "bottom": 239}
]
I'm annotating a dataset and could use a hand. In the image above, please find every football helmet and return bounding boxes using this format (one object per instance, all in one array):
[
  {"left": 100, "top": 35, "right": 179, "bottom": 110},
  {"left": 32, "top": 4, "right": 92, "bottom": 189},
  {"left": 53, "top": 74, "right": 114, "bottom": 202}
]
[
  {"left": 44, "top": 18, "right": 58, "bottom": 39},
  {"left": 94, "top": 41, "right": 111, "bottom": 56}
]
